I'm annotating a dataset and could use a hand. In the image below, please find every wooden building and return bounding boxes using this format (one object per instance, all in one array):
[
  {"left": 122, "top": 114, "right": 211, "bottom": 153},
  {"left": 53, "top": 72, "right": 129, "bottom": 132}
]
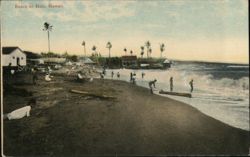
[{"left": 2, "top": 47, "right": 26, "bottom": 67}]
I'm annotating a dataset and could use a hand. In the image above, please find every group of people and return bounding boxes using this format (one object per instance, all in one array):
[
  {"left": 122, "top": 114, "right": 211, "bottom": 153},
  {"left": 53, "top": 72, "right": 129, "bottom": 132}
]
[
  {"left": 148, "top": 77, "right": 194, "bottom": 94},
  {"left": 100, "top": 69, "right": 194, "bottom": 94},
  {"left": 168, "top": 77, "right": 194, "bottom": 93},
  {"left": 102, "top": 69, "right": 120, "bottom": 79}
]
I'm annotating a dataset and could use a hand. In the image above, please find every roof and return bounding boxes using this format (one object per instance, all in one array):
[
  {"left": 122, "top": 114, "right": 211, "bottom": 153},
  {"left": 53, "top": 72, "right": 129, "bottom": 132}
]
[
  {"left": 43, "top": 57, "right": 66, "bottom": 63},
  {"left": 2, "top": 47, "right": 22, "bottom": 54},
  {"left": 24, "top": 51, "right": 41, "bottom": 59},
  {"left": 163, "top": 59, "right": 171, "bottom": 63},
  {"left": 121, "top": 55, "right": 137, "bottom": 60},
  {"left": 79, "top": 57, "right": 95, "bottom": 64}
]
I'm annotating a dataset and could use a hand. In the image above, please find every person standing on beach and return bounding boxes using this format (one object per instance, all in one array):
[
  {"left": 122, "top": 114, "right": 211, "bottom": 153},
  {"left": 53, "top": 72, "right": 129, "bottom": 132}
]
[
  {"left": 117, "top": 72, "right": 120, "bottom": 79},
  {"left": 111, "top": 71, "right": 114, "bottom": 79},
  {"left": 130, "top": 72, "right": 133, "bottom": 82},
  {"left": 132, "top": 74, "right": 136, "bottom": 84},
  {"left": 32, "top": 69, "right": 38, "bottom": 85},
  {"left": 142, "top": 72, "right": 145, "bottom": 79},
  {"left": 149, "top": 79, "right": 157, "bottom": 94},
  {"left": 170, "top": 77, "right": 173, "bottom": 92},
  {"left": 189, "top": 79, "right": 194, "bottom": 93},
  {"left": 102, "top": 68, "right": 106, "bottom": 76}
]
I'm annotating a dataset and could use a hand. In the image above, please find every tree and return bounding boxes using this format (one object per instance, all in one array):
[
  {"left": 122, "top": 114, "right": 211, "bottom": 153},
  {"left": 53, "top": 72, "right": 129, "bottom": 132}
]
[
  {"left": 140, "top": 46, "right": 144, "bottom": 58},
  {"left": 145, "top": 41, "right": 151, "bottom": 58},
  {"left": 70, "top": 55, "right": 78, "bottom": 62},
  {"left": 92, "top": 45, "right": 97, "bottom": 56},
  {"left": 130, "top": 50, "right": 133, "bottom": 56},
  {"left": 106, "top": 41, "right": 112, "bottom": 58},
  {"left": 149, "top": 48, "right": 152, "bottom": 58},
  {"left": 124, "top": 48, "right": 127, "bottom": 55},
  {"left": 82, "top": 41, "right": 86, "bottom": 57},
  {"left": 62, "top": 51, "right": 68, "bottom": 58},
  {"left": 160, "top": 43, "right": 165, "bottom": 58},
  {"left": 43, "top": 22, "right": 53, "bottom": 53}
]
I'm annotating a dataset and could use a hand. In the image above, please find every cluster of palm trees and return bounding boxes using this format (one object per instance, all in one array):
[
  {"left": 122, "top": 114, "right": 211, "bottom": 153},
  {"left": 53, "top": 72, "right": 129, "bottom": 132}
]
[
  {"left": 85, "top": 40, "right": 165, "bottom": 59},
  {"left": 82, "top": 41, "right": 112, "bottom": 58},
  {"left": 123, "top": 48, "right": 134, "bottom": 56},
  {"left": 42, "top": 22, "right": 166, "bottom": 59}
]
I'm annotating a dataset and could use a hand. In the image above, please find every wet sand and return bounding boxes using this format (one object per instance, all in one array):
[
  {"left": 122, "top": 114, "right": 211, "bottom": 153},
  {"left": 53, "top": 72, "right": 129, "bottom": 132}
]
[{"left": 3, "top": 73, "right": 249, "bottom": 156}]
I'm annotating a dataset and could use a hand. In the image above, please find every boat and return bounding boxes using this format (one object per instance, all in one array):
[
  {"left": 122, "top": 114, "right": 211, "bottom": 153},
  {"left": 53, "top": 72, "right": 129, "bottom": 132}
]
[{"left": 159, "top": 90, "right": 192, "bottom": 98}]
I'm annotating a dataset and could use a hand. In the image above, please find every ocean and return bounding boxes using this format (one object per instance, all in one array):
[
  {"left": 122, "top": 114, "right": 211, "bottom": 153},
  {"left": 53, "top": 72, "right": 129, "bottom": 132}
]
[{"left": 105, "top": 61, "right": 249, "bottom": 131}]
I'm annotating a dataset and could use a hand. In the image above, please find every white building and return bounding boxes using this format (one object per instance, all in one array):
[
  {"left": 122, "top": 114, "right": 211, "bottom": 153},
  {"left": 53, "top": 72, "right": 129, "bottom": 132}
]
[
  {"left": 42, "top": 57, "right": 66, "bottom": 64},
  {"left": 2, "top": 47, "right": 26, "bottom": 67}
]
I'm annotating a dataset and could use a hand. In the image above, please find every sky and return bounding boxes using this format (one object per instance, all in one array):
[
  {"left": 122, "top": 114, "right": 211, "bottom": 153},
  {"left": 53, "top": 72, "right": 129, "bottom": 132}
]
[{"left": 1, "top": 0, "right": 249, "bottom": 64}]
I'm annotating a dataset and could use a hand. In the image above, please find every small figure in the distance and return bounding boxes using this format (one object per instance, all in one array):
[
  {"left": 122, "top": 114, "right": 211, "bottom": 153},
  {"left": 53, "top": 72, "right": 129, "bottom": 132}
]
[
  {"left": 141, "top": 72, "right": 145, "bottom": 79},
  {"left": 189, "top": 79, "right": 194, "bottom": 93},
  {"left": 149, "top": 79, "right": 157, "bottom": 94},
  {"left": 170, "top": 77, "right": 173, "bottom": 92},
  {"left": 111, "top": 71, "right": 114, "bottom": 79},
  {"left": 45, "top": 73, "right": 52, "bottom": 82},
  {"left": 117, "top": 72, "right": 120, "bottom": 79}
]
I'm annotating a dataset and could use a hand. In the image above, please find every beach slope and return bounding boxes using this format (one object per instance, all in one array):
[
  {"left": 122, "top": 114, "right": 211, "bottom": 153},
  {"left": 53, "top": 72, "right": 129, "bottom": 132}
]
[{"left": 3, "top": 75, "right": 249, "bottom": 156}]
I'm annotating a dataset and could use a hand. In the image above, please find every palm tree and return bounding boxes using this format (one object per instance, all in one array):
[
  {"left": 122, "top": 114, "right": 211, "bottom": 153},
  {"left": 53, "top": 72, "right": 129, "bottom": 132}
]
[
  {"left": 43, "top": 22, "right": 53, "bottom": 53},
  {"left": 92, "top": 45, "right": 97, "bottom": 56},
  {"left": 106, "top": 41, "right": 112, "bottom": 58},
  {"left": 160, "top": 43, "right": 165, "bottom": 58},
  {"left": 130, "top": 50, "right": 133, "bottom": 56},
  {"left": 140, "top": 46, "right": 144, "bottom": 58},
  {"left": 145, "top": 41, "right": 151, "bottom": 58},
  {"left": 82, "top": 41, "right": 86, "bottom": 57},
  {"left": 124, "top": 48, "right": 127, "bottom": 55},
  {"left": 149, "top": 48, "right": 152, "bottom": 58}
]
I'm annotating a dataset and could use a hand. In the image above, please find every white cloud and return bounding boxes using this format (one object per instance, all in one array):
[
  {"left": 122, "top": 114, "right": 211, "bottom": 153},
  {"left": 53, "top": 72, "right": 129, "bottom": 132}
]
[{"left": 8, "top": 1, "right": 136, "bottom": 23}]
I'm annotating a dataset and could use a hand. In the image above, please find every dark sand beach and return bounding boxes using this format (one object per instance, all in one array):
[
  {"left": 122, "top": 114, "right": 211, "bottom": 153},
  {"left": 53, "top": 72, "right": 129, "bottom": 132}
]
[{"left": 3, "top": 73, "right": 250, "bottom": 156}]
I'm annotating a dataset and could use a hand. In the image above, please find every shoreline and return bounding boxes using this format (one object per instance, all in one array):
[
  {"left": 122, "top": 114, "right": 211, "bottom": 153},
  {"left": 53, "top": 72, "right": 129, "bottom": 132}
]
[
  {"left": 104, "top": 68, "right": 249, "bottom": 131},
  {"left": 3, "top": 73, "right": 250, "bottom": 155},
  {"left": 106, "top": 77, "right": 249, "bottom": 131}
]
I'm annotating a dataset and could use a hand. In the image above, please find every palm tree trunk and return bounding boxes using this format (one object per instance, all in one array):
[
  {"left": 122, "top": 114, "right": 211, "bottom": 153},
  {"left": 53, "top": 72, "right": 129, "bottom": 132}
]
[
  {"left": 84, "top": 46, "right": 86, "bottom": 57},
  {"left": 109, "top": 49, "right": 111, "bottom": 58},
  {"left": 48, "top": 31, "right": 50, "bottom": 53}
]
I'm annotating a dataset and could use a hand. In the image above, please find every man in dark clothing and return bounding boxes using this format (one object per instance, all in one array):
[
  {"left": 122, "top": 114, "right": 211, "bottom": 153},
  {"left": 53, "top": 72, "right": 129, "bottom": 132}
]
[
  {"left": 148, "top": 79, "right": 157, "bottom": 94},
  {"left": 141, "top": 72, "right": 145, "bottom": 79},
  {"left": 111, "top": 71, "right": 114, "bottom": 78},
  {"left": 170, "top": 77, "right": 173, "bottom": 92},
  {"left": 32, "top": 69, "right": 38, "bottom": 85},
  {"left": 189, "top": 79, "right": 194, "bottom": 93}
]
